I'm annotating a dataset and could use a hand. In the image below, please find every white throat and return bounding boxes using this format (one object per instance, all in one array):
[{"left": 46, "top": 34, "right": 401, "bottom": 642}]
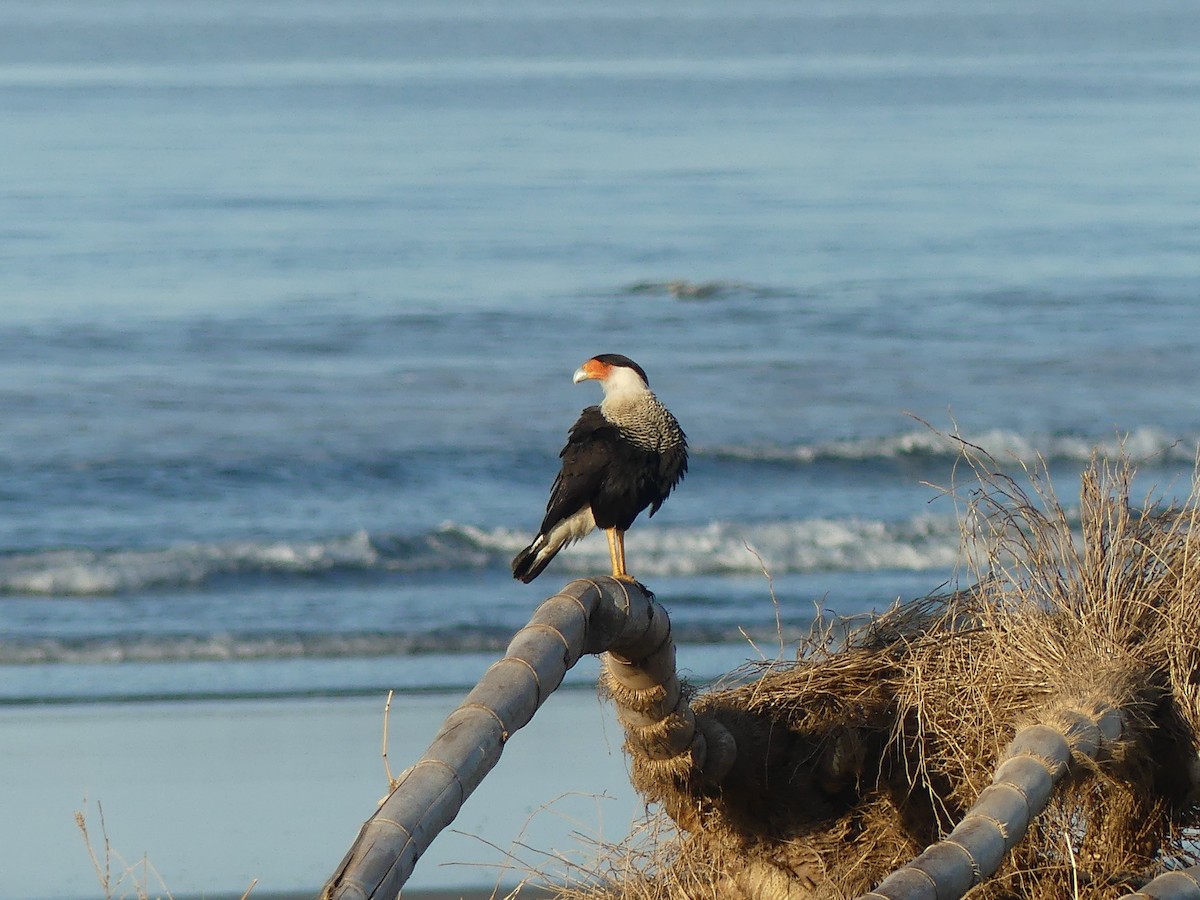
[{"left": 598, "top": 367, "right": 651, "bottom": 416}]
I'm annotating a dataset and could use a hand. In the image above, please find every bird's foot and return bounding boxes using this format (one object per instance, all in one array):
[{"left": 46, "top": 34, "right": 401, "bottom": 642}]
[{"left": 612, "top": 573, "right": 651, "bottom": 594}]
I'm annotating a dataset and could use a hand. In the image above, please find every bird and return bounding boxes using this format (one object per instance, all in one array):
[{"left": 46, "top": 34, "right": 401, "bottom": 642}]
[{"left": 512, "top": 354, "right": 688, "bottom": 584}]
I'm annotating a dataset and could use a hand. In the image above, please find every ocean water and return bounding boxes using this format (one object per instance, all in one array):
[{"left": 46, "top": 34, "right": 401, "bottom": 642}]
[{"left": 3, "top": 0, "right": 1200, "bottom": 707}]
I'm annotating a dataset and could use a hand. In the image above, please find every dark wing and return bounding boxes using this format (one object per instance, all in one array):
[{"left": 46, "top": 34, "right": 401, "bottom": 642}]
[
  {"left": 648, "top": 436, "right": 688, "bottom": 517},
  {"left": 539, "top": 406, "right": 620, "bottom": 534}
]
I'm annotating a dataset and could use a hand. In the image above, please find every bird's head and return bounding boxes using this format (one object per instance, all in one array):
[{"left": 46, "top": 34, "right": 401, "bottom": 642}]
[{"left": 573, "top": 354, "right": 651, "bottom": 397}]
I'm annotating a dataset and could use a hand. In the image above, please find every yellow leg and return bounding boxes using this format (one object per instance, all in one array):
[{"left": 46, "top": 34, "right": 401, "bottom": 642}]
[{"left": 605, "top": 527, "right": 635, "bottom": 581}]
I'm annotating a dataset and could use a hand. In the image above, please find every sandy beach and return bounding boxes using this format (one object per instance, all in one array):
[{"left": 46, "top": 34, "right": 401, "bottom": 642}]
[{"left": 0, "top": 688, "right": 643, "bottom": 900}]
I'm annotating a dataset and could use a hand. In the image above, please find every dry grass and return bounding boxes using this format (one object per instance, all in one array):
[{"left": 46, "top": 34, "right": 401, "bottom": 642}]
[
  {"left": 75, "top": 799, "right": 258, "bottom": 900},
  {"left": 76, "top": 800, "right": 177, "bottom": 900},
  {"left": 551, "top": 445, "right": 1200, "bottom": 900}
]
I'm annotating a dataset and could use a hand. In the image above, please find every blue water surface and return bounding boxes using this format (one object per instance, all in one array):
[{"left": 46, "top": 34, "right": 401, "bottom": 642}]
[{"left": 1, "top": 0, "right": 1198, "bottom": 701}]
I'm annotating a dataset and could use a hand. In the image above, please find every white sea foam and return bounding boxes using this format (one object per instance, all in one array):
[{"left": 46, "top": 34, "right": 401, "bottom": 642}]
[
  {"left": 0, "top": 515, "right": 965, "bottom": 596},
  {"left": 453, "top": 514, "right": 965, "bottom": 578},
  {"left": 0, "top": 531, "right": 378, "bottom": 596},
  {"left": 704, "top": 427, "right": 1200, "bottom": 466}
]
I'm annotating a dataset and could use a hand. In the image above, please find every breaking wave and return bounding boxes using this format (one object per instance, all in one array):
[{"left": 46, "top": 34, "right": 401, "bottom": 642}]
[
  {"left": 454, "top": 515, "right": 963, "bottom": 579},
  {"left": 0, "top": 531, "right": 383, "bottom": 596},
  {"left": 0, "top": 515, "right": 965, "bottom": 596},
  {"left": 703, "top": 426, "right": 1200, "bottom": 466}
]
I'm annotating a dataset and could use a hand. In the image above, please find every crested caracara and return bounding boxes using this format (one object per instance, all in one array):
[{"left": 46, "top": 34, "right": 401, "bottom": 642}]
[{"left": 512, "top": 354, "right": 688, "bottom": 584}]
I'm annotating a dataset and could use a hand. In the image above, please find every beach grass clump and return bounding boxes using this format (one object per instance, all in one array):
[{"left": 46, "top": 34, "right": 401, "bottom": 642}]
[{"left": 555, "top": 448, "right": 1200, "bottom": 900}]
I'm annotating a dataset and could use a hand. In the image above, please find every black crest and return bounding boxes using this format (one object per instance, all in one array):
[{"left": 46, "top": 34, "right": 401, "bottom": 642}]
[{"left": 592, "top": 353, "right": 649, "bottom": 385}]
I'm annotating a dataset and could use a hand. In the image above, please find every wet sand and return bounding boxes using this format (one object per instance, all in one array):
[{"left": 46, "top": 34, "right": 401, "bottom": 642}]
[{"left": 0, "top": 690, "right": 641, "bottom": 900}]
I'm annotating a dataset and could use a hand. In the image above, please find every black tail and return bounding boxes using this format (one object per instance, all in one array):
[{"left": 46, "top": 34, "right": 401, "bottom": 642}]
[{"left": 511, "top": 535, "right": 558, "bottom": 583}]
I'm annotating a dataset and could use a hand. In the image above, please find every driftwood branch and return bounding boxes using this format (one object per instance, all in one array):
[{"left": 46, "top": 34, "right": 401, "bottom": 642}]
[
  {"left": 319, "top": 575, "right": 717, "bottom": 900},
  {"left": 860, "top": 700, "right": 1126, "bottom": 900}
]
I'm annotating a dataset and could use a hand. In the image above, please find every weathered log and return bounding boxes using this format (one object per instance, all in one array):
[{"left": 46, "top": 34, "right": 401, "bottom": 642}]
[
  {"left": 859, "top": 701, "right": 1125, "bottom": 900},
  {"left": 319, "top": 576, "right": 724, "bottom": 900},
  {"left": 1119, "top": 866, "right": 1200, "bottom": 900}
]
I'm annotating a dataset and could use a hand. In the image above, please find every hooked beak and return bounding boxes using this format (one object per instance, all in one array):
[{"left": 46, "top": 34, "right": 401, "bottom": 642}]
[{"left": 573, "top": 358, "right": 605, "bottom": 384}]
